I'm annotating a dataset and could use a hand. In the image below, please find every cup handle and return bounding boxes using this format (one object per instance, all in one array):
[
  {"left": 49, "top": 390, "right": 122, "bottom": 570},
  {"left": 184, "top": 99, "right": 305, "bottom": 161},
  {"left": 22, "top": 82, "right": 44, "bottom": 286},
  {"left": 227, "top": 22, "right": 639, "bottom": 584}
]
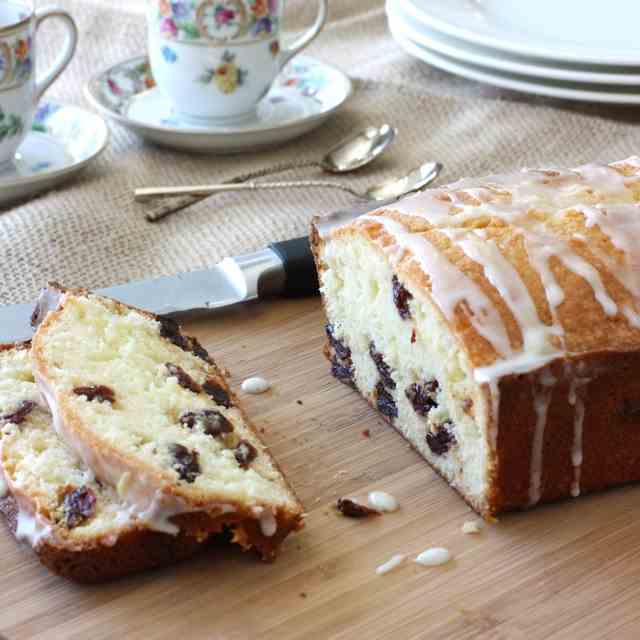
[
  {"left": 33, "top": 6, "right": 79, "bottom": 103},
  {"left": 279, "top": 0, "right": 328, "bottom": 69}
]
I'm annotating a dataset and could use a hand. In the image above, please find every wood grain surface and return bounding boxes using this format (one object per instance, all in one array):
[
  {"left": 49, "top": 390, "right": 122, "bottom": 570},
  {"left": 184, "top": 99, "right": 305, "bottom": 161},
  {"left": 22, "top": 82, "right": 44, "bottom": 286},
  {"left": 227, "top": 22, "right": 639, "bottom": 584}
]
[{"left": 2, "top": 298, "right": 640, "bottom": 640}]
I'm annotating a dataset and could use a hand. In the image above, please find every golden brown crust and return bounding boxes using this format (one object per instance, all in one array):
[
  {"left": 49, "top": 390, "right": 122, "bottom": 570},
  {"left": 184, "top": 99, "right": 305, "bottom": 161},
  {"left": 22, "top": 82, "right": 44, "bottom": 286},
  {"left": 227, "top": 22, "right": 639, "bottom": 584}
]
[
  {"left": 314, "top": 160, "right": 640, "bottom": 370},
  {"left": 311, "top": 159, "right": 640, "bottom": 518},
  {"left": 489, "top": 350, "right": 640, "bottom": 514},
  {"left": 1, "top": 338, "right": 302, "bottom": 579},
  {"left": 0, "top": 341, "right": 30, "bottom": 354},
  {"left": 0, "top": 492, "right": 208, "bottom": 583},
  {"left": 321, "top": 336, "right": 640, "bottom": 520}
]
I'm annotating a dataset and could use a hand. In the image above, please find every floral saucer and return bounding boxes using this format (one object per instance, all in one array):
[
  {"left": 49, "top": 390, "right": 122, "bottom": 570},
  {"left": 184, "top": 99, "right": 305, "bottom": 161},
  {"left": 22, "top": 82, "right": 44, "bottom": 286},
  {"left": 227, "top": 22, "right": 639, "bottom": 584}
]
[
  {"left": 0, "top": 101, "right": 109, "bottom": 208},
  {"left": 84, "top": 55, "right": 353, "bottom": 154}
]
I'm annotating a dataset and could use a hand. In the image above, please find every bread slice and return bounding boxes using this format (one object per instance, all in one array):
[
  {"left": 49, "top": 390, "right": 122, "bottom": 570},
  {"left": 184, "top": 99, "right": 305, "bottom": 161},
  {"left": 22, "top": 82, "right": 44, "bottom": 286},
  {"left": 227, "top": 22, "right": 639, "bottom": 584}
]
[
  {"left": 0, "top": 343, "right": 208, "bottom": 582},
  {"left": 31, "top": 285, "right": 304, "bottom": 559},
  {"left": 312, "top": 157, "right": 640, "bottom": 518}
]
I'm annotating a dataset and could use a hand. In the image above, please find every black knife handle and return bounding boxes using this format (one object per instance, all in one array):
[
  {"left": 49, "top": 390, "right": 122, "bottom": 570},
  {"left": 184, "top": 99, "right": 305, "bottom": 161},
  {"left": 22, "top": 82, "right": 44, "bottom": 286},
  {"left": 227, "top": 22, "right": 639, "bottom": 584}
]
[{"left": 269, "top": 236, "right": 319, "bottom": 298}]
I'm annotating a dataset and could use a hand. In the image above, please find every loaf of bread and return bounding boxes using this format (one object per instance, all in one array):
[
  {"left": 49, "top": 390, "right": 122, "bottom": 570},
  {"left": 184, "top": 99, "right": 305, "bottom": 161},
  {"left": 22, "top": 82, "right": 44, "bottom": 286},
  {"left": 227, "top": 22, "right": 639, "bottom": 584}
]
[
  {"left": 312, "top": 157, "right": 640, "bottom": 518},
  {"left": 30, "top": 285, "right": 303, "bottom": 561},
  {"left": 0, "top": 342, "right": 208, "bottom": 582}
]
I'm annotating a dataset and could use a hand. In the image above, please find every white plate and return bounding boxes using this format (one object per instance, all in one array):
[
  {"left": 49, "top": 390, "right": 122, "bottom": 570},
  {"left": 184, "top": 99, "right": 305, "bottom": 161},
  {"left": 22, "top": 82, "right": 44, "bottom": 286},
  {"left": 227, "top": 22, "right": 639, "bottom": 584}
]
[
  {"left": 389, "top": 21, "right": 640, "bottom": 105},
  {"left": 0, "top": 101, "right": 109, "bottom": 208},
  {"left": 403, "top": 0, "right": 640, "bottom": 67},
  {"left": 387, "top": 0, "right": 640, "bottom": 85},
  {"left": 85, "top": 55, "right": 353, "bottom": 154}
]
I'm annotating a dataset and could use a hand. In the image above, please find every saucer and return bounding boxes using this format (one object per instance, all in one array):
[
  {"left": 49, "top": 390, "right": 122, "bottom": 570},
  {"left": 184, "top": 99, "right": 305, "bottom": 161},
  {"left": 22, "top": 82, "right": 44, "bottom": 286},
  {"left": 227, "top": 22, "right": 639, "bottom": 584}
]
[
  {"left": 84, "top": 55, "right": 353, "bottom": 154},
  {"left": 0, "top": 101, "right": 109, "bottom": 208}
]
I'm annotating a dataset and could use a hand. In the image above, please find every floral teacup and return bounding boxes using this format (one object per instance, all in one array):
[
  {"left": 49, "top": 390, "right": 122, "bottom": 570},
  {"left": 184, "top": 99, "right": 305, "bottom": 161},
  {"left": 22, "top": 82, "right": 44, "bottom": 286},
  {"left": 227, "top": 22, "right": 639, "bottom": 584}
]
[
  {"left": 0, "top": 2, "right": 77, "bottom": 170},
  {"left": 148, "top": 0, "right": 328, "bottom": 125}
]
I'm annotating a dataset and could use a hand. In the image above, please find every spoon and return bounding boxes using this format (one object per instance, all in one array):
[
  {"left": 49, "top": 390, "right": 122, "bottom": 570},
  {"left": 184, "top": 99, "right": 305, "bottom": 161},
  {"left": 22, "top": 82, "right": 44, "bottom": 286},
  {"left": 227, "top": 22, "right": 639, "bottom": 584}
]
[
  {"left": 135, "top": 161, "right": 443, "bottom": 203},
  {"left": 315, "top": 123, "right": 396, "bottom": 173},
  {"left": 139, "top": 124, "right": 396, "bottom": 221},
  {"left": 243, "top": 123, "right": 397, "bottom": 176}
]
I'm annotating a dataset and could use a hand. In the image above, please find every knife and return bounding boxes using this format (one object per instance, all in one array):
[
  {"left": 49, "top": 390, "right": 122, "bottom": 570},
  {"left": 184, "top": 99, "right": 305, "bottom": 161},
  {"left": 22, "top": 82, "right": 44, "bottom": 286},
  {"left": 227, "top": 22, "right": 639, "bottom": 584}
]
[{"left": 0, "top": 200, "right": 387, "bottom": 344}]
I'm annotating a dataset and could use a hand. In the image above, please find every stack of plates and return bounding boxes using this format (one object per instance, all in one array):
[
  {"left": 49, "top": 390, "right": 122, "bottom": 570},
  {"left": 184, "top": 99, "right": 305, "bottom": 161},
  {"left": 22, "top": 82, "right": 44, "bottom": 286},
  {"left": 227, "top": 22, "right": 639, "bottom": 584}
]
[{"left": 387, "top": 0, "right": 640, "bottom": 104}]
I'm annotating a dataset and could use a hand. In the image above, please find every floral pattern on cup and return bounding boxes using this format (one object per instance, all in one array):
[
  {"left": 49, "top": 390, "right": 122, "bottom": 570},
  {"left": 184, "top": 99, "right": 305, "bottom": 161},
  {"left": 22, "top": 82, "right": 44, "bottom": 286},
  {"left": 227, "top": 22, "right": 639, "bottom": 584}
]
[
  {"left": 0, "top": 34, "right": 33, "bottom": 89},
  {"left": 156, "top": 0, "right": 279, "bottom": 44},
  {"left": 0, "top": 107, "right": 23, "bottom": 143},
  {"left": 101, "top": 61, "right": 157, "bottom": 113},
  {"left": 278, "top": 60, "right": 325, "bottom": 98},
  {"left": 198, "top": 50, "right": 248, "bottom": 94},
  {"left": 161, "top": 45, "right": 178, "bottom": 63},
  {"left": 94, "top": 56, "right": 333, "bottom": 119},
  {"left": 31, "top": 101, "right": 62, "bottom": 133}
]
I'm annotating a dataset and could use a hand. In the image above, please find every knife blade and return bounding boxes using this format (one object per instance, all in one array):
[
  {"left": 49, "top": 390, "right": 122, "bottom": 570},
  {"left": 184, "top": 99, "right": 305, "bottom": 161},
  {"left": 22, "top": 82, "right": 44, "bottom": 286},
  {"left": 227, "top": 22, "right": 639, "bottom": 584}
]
[{"left": 0, "top": 199, "right": 390, "bottom": 344}]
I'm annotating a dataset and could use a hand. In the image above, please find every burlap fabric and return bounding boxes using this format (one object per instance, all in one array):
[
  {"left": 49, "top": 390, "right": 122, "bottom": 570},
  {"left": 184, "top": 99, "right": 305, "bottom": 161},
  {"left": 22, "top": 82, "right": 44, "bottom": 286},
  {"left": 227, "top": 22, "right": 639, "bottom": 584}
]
[{"left": 2, "top": 0, "right": 640, "bottom": 305}]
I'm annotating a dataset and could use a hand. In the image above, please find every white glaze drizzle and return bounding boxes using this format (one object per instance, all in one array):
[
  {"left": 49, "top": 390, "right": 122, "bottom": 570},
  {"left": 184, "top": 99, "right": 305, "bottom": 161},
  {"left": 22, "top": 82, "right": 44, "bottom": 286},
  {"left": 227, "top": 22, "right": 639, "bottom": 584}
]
[
  {"left": 251, "top": 505, "right": 278, "bottom": 537},
  {"left": 360, "top": 213, "right": 564, "bottom": 451},
  {"left": 557, "top": 251, "right": 617, "bottom": 316},
  {"left": 519, "top": 234, "right": 565, "bottom": 336},
  {"left": 0, "top": 467, "right": 7, "bottom": 499},
  {"left": 0, "top": 440, "right": 55, "bottom": 549},
  {"left": 15, "top": 507, "right": 53, "bottom": 549},
  {"left": 571, "top": 203, "right": 640, "bottom": 324},
  {"left": 384, "top": 162, "right": 635, "bottom": 328},
  {"left": 576, "top": 163, "right": 630, "bottom": 196},
  {"left": 359, "top": 215, "right": 513, "bottom": 358},
  {"left": 528, "top": 369, "right": 557, "bottom": 506},
  {"left": 35, "top": 372, "right": 238, "bottom": 536},
  {"left": 415, "top": 547, "right": 451, "bottom": 566},
  {"left": 376, "top": 553, "right": 405, "bottom": 575},
  {"left": 241, "top": 376, "right": 271, "bottom": 395},
  {"left": 0, "top": 402, "right": 143, "bottom": 550},
  {"left": 449, "top": 229, "right": 562, "bottom": 356},
  {"left": 567, "top": 369, "right": 591, "bottom": 498},
  {"left": 367, "top": 491, "right": 399, "bottom": 513},
  {"left": 351, "top": 159, "right": 640, "bottom": 504},
  {"left": 260, "top": 510, "right": 277, "bottom": 537}
]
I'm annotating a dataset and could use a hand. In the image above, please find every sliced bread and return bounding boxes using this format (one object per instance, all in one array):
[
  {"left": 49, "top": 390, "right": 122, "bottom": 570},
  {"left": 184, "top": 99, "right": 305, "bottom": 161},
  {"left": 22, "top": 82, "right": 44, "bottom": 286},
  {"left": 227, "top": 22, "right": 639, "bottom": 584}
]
[
  {"left": 31, "top": 285, "right": 304, "bottom": 559},
  {"left": 0, "top": 342, "right": 208, "bottom": 582}
]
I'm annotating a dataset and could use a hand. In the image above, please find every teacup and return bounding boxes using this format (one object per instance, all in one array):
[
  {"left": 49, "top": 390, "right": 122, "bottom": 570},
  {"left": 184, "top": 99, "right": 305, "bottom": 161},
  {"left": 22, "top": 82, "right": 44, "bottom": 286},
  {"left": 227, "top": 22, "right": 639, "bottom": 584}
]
[
  {"left": 0, "top": 2, "right": 78, "bottom": 170},
  {"left": 148, "top": 0, "right": 328, "bottom": 125}
]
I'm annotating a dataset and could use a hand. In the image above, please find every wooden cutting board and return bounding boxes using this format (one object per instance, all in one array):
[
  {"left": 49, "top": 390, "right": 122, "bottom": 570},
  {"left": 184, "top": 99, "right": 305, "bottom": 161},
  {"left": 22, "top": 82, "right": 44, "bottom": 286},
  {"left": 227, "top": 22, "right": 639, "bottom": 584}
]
[{"left": 2, "top": 297, "right": 640, "bottom": 640}]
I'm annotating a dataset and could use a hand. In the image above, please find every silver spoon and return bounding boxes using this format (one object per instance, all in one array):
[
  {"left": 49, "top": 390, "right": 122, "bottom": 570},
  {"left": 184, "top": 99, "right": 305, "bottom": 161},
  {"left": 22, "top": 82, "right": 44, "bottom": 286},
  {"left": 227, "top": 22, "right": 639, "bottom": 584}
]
[
  {"left": 315, "top": 123, "right": 396, "bottom": 173},
  {"left": 243, "top": 123, "right": 397, "bottom": 175},
  {"left": 139, "top": 124, "right": 396, "bottom": 221},
  {"left": 135, "top": 161, "right": 442, "bottom": 203}
]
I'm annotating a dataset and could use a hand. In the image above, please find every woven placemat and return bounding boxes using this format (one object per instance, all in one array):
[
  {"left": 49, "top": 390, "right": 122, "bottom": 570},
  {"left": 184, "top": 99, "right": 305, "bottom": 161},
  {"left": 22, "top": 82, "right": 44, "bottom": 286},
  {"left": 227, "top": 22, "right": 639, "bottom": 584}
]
[{"left": 2, "top": 0, "right": 640, "bottom": 304}]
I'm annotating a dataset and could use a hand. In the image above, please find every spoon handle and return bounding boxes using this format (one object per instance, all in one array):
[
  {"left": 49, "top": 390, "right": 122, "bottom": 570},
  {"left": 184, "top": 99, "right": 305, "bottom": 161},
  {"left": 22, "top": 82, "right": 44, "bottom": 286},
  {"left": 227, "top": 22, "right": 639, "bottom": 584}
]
[
  {"left": 142, "top": 160, "right": 323, "bottom": 222},
  {"left": 135, "top": 179, "right": 367, "bottom": 203},
  {"left": 227, "top": 160, "right": 322, "bottom": 184}
]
